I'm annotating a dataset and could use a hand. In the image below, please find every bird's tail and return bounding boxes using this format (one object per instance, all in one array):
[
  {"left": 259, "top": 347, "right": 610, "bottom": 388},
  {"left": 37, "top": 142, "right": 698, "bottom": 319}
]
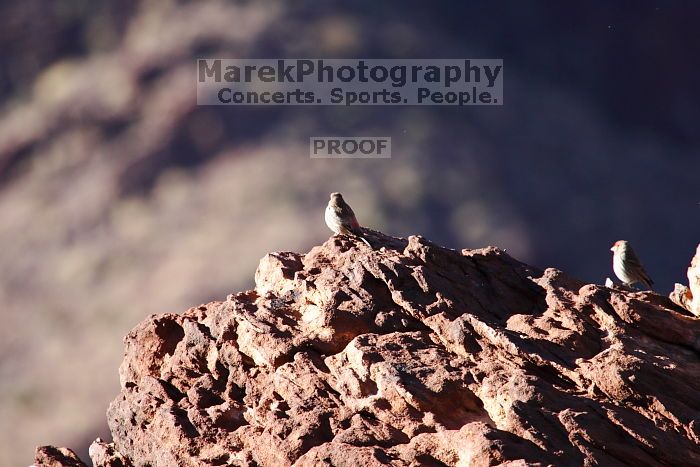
[
  {"left": 358, "top": 235, "right": 372, "bottom": 249},
  {"left": 349, "top": 226, "right": 372, "bottom": 249}
]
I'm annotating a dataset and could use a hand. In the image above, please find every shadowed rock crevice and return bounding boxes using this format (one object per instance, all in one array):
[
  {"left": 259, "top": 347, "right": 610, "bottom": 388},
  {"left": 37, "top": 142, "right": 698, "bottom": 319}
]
[{"left": 37, "top": 234, "right": 700, "bottom": 466}]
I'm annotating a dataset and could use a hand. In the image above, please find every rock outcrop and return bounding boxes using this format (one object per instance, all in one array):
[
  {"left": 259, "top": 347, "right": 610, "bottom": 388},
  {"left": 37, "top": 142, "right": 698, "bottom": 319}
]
[
  {"left": 670, "top": 244, "right": 700, "bottom": 317},
  {"left": 37, "top": 233, "right": 700, "bottom": 466},
  {"left": 689, "top": 245, "right": 700, "bottom": 317}
]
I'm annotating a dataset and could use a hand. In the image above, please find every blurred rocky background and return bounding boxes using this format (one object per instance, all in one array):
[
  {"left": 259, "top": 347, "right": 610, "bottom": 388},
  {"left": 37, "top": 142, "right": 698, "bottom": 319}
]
[{"left": 0, "top": 1, "right": 698, "bottom": 465}]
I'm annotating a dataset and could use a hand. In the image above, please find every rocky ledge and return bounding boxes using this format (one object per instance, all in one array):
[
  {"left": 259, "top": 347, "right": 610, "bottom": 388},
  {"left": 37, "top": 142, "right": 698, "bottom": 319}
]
[{"left": 36, "top": 233, "right": 700, "bottom": 466}]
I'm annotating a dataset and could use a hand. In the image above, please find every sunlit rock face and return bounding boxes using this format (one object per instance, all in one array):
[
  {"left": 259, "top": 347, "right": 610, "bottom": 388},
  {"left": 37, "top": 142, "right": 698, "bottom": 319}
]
[{"left": 39, "top": 233, "right": 700, "bottom": 466}]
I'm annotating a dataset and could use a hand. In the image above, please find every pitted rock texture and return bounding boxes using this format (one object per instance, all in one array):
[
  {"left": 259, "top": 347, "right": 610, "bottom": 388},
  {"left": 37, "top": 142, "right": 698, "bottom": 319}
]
[{"left": 42, "top": 234, "right": 700, "bottom": 466}]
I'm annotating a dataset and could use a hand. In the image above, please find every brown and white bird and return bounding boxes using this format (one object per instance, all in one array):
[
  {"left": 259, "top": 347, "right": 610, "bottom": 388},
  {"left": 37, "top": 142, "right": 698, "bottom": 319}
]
[
  {"left": 610, "top": 240, "right": 654, "bottom": 290},
  {"left": 325, "top": 192, "right": 371, "bottom": 247}
]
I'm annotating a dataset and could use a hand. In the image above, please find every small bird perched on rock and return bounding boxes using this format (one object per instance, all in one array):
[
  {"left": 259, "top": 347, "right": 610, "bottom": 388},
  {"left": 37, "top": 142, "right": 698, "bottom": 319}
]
[
  {"left": 610, "top": 240, "right": 654, "bottom": 290},
  {"left": 325, "top": 192, "right": 371, "bottom": 247}
]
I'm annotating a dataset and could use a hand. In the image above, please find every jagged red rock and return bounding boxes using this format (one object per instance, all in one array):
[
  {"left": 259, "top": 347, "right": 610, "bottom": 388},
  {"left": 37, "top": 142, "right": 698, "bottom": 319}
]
[
  {"left": 690, "top": 244, "right": 700, "bottom": 317},
  {"left": 670, "top": 244, "right": 700, "bottom": 317},
  {"left": 38, "top": 234, "right": 700, "bottom": 466}
]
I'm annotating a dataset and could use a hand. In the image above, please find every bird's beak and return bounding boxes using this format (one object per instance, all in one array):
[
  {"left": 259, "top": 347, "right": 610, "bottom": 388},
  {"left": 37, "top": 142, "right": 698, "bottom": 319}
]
[{"left": 610, "top": 246, "right": 615, "bottom": 252}]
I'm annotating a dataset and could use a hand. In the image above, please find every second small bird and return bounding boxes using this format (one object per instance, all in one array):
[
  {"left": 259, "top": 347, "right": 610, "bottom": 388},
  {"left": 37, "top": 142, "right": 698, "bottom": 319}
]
[
  {"left": 325, "top": 192, "right": 372, "bottom": 247},
  {"left": 610, "top": 240, "right": 654, "bottom": 290}
]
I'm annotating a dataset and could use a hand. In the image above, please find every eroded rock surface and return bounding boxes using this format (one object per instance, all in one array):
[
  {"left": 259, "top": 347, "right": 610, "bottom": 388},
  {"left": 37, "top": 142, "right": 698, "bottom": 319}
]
[{"left": 41, "top": 234, "right": 700, "bottom": 466}]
